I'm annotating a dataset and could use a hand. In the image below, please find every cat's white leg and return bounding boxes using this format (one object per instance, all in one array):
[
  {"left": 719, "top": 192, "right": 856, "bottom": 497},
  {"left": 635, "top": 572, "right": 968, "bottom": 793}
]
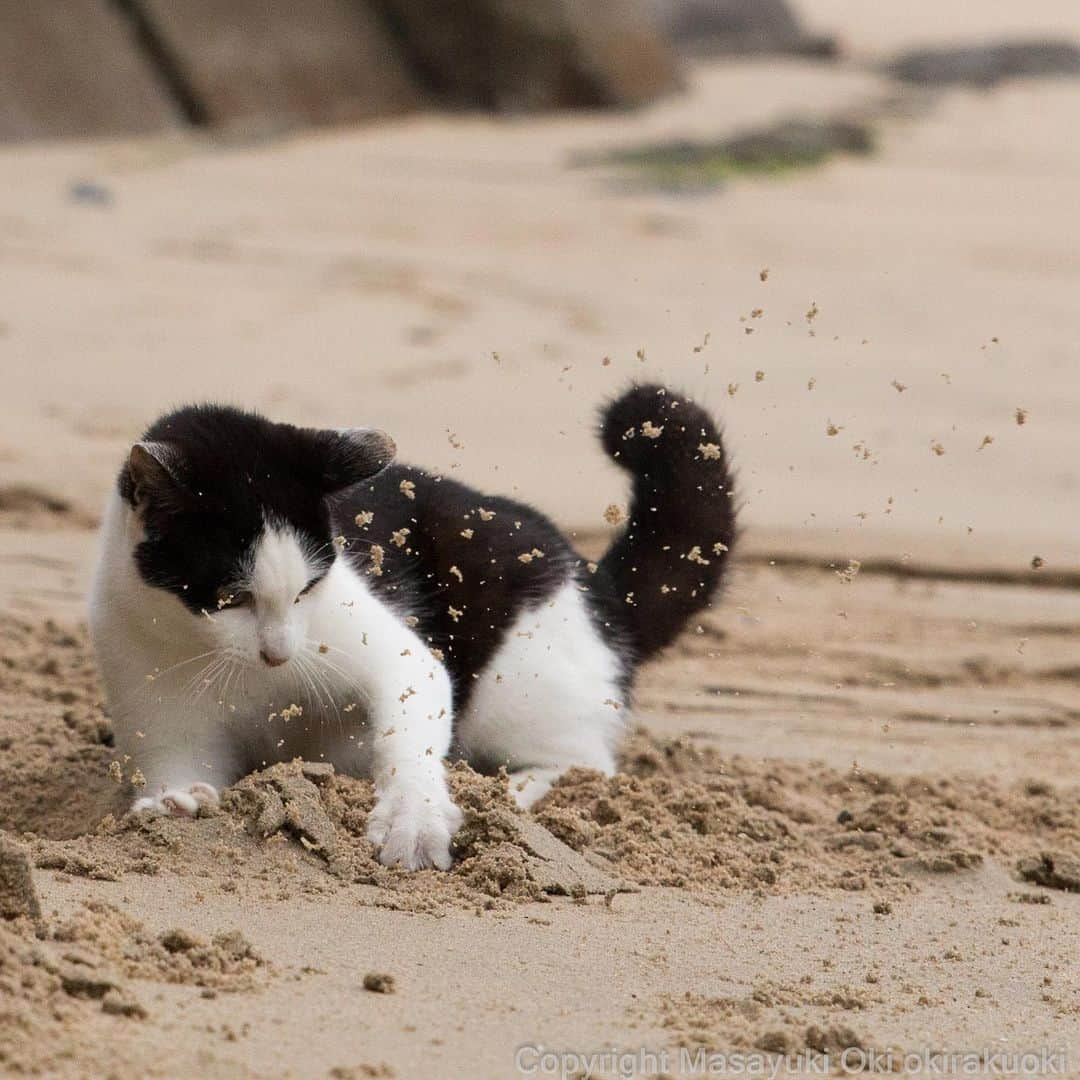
[
  {"left": 98, "top": 651, "right": 241, "bottom": 818},
  {"left": 313, "top": 577, "right": 462, "bottom": 871},
  {"left": 106, "top": 673, "right": 241, "bottom": 816},
  {"left": 456, "top": 582, "right": 626, "bottom": 810},
  {"left": 89, "top": 502, "right": 243, "bottom": 818},
  {"left": 119, "top": 711, "right": 241, "bottom": 817},
  {"left": 361, "top": 653, "right": 461, "bottom": 870}
]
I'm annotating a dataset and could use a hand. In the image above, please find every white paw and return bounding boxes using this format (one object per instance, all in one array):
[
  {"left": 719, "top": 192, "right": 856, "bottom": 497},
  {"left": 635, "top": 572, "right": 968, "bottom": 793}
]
[
  {"left": 133, "top": 782, "right": 220, "bottom": 818},
  {"left": 366, "top": 783, "right": 463, "bottom": 871}
]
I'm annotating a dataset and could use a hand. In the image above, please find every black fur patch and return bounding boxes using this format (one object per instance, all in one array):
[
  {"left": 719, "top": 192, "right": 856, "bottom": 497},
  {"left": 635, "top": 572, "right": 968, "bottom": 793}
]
[
  {"left": 333, "top": 467, "right": 584, "bottom": 709},
  {"left": 121, "top": 406, "right": 386, "bottom": 615}
]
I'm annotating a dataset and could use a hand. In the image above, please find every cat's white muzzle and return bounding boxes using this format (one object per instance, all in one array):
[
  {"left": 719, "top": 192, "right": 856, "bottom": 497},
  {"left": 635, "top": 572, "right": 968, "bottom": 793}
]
[{"left": 257, "top": 622, "right": 299, "bottom": 668}]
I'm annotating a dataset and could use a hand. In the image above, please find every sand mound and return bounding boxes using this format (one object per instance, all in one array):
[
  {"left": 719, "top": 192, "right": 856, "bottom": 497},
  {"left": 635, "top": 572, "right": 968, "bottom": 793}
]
[
  {"left": 649, "top": 982, "right": 883, "bottom": 1060},
  {"left": 0, "top": 617, "right": 119, "bottom": 840},
  {"left": 0, "top": 884, "right": 264, "bottom": 1076},
  {"left": 2, "top": 615, "right": 1079, "bottom": 918},
  {"left": 537, "top": 732, "right": 1080, "bottom": 897},
  {"left": 2, "top": 817, "right": 266, "bottom": 1074},
  {"left": 222, "top": 755, "right": 627, "bottom": 907},
  {"left": 48, "top": 901, "right": 263, "bottom": 991},
  {"left": 0, "top": 837, "right": 40, "bottom": 920},
  {"left": 0, "top": 917, "right": 105, "bottom": 1077}
]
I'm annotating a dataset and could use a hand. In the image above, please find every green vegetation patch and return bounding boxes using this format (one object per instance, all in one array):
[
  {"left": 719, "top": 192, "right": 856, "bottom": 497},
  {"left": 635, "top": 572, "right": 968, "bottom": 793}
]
[{"left": 582, "top": 118, "right": 874, "bottom": 192}]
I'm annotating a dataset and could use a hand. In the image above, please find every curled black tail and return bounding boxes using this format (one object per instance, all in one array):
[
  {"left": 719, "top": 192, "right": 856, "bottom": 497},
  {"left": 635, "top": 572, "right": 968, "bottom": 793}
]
[{"left": 597, "top": 384, "right": 736, "bottom": 665}]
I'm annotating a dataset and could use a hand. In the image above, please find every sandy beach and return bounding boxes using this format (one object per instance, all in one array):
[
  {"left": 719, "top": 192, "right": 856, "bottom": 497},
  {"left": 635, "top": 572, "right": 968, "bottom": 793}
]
[{"left": 2, "top": 2, "right": 1079, "bottom": 1076}]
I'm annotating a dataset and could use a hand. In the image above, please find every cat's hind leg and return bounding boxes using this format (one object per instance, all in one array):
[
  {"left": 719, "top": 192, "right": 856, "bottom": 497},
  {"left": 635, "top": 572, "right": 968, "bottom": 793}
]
[
  {"left": 456, "top": 582, "right": 627, "bottom": 809},
  {"left": 504, "top": 759, "right": 612, "bottom": 809}
]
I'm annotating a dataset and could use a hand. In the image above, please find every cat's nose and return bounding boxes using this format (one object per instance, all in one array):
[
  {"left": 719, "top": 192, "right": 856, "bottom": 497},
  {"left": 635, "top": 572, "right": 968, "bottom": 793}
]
[{"left": 260, "top": 649, "right": 289, "bottom": 668}]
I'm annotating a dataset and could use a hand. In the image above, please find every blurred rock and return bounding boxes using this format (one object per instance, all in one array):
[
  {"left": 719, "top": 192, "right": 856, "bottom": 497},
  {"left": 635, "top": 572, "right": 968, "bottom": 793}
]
[
  {"left": 0, "top": 1, "right": 179, "bottom": 141},
  {"left": 645, "top": 0, "right": 836, "bottom": 58},
  {"left": 68, "top": 180, "right": 114, "bottom": 207},
  {"left": 374, "top": 0, "right": 681, "bottom": 111},
  {"left": 886, "top": 40, "right": 1080, "bottom": 87},
  {"left": 134, "top": 0, "right": 422, "bottom": 132},
  {"left": 2, "top": 0, "right": 685, "bottom": 141}
]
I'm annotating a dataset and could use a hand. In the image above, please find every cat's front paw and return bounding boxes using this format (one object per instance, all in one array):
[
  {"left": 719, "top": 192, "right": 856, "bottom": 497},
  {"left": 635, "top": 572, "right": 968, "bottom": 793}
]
[
  {"left": 366, "top": 783, "right": 463, "bottom": 871},
  {"left": 133, "top": 782, "right": 220, "bottom": 818}
]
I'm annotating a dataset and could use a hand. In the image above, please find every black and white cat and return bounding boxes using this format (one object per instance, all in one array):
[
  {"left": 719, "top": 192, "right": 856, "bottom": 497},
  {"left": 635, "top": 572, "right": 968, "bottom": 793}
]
[{"left": 89, "top": 384, "right": 735, "bottom": 870}]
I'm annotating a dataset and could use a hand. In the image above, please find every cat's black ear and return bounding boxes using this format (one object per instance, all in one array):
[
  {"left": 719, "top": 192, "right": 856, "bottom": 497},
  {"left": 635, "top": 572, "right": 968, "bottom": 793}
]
[
  {"left": 321, "top": 428, "right": 396, "bottom": 492},
  {"left": 125, "top": 441, "right": 185, "bottom": 508}
]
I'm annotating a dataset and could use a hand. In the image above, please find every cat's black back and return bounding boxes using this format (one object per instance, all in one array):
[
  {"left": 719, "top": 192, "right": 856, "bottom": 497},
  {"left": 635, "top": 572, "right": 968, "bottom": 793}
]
[{"left": 332, "top": 466, "right": 595, "bottom": 708}]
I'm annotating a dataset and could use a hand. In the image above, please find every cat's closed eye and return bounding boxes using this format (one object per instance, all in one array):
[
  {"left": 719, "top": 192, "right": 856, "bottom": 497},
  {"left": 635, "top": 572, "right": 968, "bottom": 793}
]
[
  {"left": 295, "top": 577, "right": 320, "bottom": 604},
  {"left": 216, "top": 587, "right": 253, "bottom": 610}
]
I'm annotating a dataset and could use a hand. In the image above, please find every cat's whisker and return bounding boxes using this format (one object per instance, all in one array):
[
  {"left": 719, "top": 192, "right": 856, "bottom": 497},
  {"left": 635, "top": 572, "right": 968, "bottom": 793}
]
[
  {"left": 288, "top": 652, "right": 320, "bottom": 713},
  {"left": 141, "top": 649, "right": 221, "bottom": 684},
  {"left": 218, "top": 655, "right": 243, "bottom": 712},
  {"left": 188, "top": 655, "right": 233, "bottom": 706},
  {"left": 303, "top": 640, "right": 361, "bottom": 687},
  {"left": 294, "top": 653, "right": 339, "bottom": 735},
  {"left": 306, "top": 654, "right": 375, "bottom": 740},
  {"left": 116, "top": 648, "right": 224, "bottom": 710},
  {"left": 308, "top": 655, "right": 343, "bottom": 730},
  {"left": 174, "top": 653, "right": 227, "bottom": 705},
  {"left": 306, "top": 539, "right": 339, "bottom": 562},
  {"left": 307, "top": 640, "right": 371, "bottom": 678},
  {"left": 307, "top": 648, "right": 372, "bottom": 712},
  {"left": 311, "top": 659, "right": 345, "bottom": 734},
  {"left": 296, "top": 647, "right": 347, "bottom": 736}
]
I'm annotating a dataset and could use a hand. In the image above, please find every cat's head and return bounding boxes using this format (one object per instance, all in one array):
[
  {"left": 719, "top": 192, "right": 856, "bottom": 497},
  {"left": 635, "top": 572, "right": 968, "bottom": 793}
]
[{"left": 119, "top": 405, "right": 394, "bottom": 667}]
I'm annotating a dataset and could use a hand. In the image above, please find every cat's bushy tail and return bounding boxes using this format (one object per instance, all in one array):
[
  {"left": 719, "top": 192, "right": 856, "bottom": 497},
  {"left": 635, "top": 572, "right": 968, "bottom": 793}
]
[{"left": 596, "top": 383, "right": 737, "bottom": 665}]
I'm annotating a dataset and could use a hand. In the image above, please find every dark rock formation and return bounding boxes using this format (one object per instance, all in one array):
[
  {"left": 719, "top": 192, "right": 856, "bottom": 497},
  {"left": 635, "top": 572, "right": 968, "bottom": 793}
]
[
  {"left": 646, "top": 0, "right": 836, "bottom": 58},
  {"left": 2, "top": 0, "right": 685, "bottom": 141},
  {"left": 374, "top": 0, "right": 682, "bottom": 111},
  {"left": 886, "top": 40, "right": 1080, "bottom": 87},
  {"left": 0, "top": 1, "right": 179, "bottom": 141},
  {"left": 135, "top": 0, "right": 422, "bottom": 132}
]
